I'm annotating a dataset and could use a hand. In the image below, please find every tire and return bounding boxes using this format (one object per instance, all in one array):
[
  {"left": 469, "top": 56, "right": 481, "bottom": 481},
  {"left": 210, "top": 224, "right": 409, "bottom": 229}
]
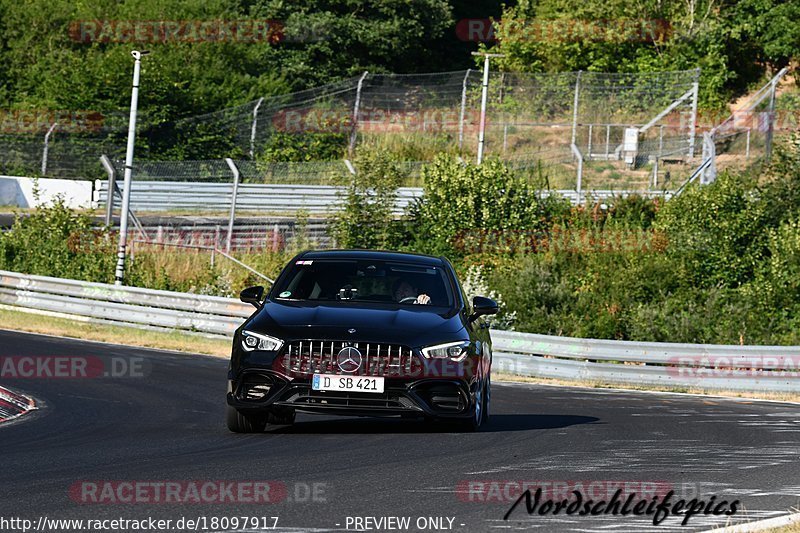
[
  {"left": 483, "top": 373, "right": 491, "bottom": 424},
  {"left": 459, "top": 379, "right": 486, "bottom": 432},
  {"left": 226, "top": 405, "right": 267, "bottom": 433}
]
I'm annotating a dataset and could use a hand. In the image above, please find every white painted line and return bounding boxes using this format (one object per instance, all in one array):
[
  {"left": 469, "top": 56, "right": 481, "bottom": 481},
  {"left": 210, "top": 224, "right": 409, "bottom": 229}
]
[{"left": 699, "top": 511, "right": 800, "bottom": 533}]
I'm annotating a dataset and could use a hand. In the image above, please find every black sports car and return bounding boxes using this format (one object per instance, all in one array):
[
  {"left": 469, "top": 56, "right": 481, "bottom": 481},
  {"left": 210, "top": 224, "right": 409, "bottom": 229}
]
[{"left": 226, "top": 250, "right": 498, "bottom": 432}]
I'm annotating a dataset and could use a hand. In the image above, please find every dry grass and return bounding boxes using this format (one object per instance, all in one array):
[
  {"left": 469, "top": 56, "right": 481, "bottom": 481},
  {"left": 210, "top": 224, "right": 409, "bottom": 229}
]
[
  {"left": 0, "top": 307, "right": 230, "bottom": 357},
  {"left": 494, "top": 372, "right": 800, "bottom": 404},
  {"left": 767, "top": 522, "right": 800, "bottom": 533}
]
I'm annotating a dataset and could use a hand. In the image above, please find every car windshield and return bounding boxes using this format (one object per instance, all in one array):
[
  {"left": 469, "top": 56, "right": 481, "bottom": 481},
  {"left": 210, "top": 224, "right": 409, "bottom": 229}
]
[{"left": 272, "top": 259, "right": 454, "bottom": 307}]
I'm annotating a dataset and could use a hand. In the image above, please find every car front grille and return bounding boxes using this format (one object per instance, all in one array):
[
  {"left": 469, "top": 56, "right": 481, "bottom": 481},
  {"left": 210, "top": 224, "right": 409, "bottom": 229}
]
[{"left": 282, "top": 340, "right": 418, "bottom": 377}]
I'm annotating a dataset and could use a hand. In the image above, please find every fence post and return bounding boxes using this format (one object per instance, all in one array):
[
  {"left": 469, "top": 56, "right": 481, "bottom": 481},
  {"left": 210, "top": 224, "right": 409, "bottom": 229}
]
[
  {"left": 587, "top": 124, "right": 593, "bottom": 156},
  {"left": 746, "top": 129, "right": 751, "bottom": 159},
  {"left": 570, "top": 71, "right": 582, "bottom": 151},
  {"left": 688, "top": 70, "right": 699, "bottom": 159},
  {"left": 605, "top": 124, "right": 610, "bottom": 159},
  {"left": 348, "top": 71, "right": 369, "bottom": 156},
  {"left": 701, "top": 132, "right": 717, "bottom": 184},
  {"left": 41, "top": 123, "right": 58, "bottom": 176},
  {"left": 765, "top": 76, "right": 778, "bottom": 164},
  {"left": 114, "top": 50, "right": 147, "bottom": 286},
  {"left": 652, "top": 158, "right": 659, "bottom": 188},
  {"left": 249, "top": 97, "right": 264, "bottom": 160},
  {"left": 458, "top": 69, "right": 471, "bottom": 151},
  {"left": 225, "top": 158, "right": 240, "bottom": 253},
  {"left": 100, "top": 155, "right": 117, "bottom": 226},
  {"left": 472, "top": 52, "right": 505, "bottom": 164},
  {"left": 570, "top": 144, "right": 584, "bottom": 204},
  {"left": 570, "top": 71, "right": 583, "bottom": 202}
]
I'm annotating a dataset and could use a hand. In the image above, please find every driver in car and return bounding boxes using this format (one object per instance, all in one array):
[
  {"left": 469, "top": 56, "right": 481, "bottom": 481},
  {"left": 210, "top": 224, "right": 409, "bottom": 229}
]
[{"left": 393, "top": 279, "right": 431, "bottom": 305}]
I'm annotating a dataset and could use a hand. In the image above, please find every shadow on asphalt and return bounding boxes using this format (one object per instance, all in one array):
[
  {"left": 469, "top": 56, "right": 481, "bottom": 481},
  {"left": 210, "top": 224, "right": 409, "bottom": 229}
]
[{"left": 268, "top": 414, "right": 599, "bottom": 434}]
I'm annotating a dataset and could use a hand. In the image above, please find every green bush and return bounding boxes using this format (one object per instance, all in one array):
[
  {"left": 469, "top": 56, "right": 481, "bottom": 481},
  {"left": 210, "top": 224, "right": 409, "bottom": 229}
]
[
  {"left": 403, "top": 156, "right": 564, "bottom": 256},
  {"left": 0, "top": 197, "right": 115, "bottom": 282},
  {"left": 331, "top": 150, "right": 404, "bottom": 249},
  {"left": 259, "top": 132, "right": 347, "bottom": 162}
]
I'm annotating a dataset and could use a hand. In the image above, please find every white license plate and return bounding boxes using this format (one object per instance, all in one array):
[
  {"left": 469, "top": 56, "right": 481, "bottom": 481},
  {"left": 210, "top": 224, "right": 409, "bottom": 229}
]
[{"left": 312, "top": 374, "right": 384, "bottom": 393}]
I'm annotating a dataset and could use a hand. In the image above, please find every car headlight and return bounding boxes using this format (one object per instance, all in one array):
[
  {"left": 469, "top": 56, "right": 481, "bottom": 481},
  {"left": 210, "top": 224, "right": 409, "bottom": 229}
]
[
  {"left": 421, "top": 341, "right": 471, "bottom": 362},
  {"left": 241, "top": 331, "right": 284, "bottom": 352}
]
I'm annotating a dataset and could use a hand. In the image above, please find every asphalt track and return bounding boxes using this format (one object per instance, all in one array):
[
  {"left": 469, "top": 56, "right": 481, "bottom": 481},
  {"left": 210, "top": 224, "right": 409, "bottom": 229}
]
[{"left": 0, "top": 329, "right": 798, "bottom": 533}]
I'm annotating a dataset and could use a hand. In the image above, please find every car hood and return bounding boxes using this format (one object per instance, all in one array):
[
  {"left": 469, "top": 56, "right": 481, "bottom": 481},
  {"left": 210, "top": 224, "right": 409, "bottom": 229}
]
[{"left": 245, "top": 300, "right": 466, "bottom": 347}]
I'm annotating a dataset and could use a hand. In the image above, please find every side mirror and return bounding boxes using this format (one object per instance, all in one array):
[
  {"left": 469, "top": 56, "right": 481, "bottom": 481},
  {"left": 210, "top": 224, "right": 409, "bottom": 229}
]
[
  {"left": 470, "top": 295, "right": 498, "bottom": 322},
  {"left": 240, "top": 286, "right": 265, "bottom": 309}
]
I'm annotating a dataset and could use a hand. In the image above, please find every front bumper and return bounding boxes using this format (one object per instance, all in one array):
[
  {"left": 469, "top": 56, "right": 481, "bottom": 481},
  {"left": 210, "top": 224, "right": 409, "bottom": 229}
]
[{"left": 227, "top": 369, "right": 476, "bottom": 419}]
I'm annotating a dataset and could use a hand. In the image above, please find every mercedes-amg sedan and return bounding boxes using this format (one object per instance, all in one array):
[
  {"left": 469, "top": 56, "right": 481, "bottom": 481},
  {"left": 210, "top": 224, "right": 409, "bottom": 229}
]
[{"left": 226, "top": 250, "right": 498, "bottom": 432}]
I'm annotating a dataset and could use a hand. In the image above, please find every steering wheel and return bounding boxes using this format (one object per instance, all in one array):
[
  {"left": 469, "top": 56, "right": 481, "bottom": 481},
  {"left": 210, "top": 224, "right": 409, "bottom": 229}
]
[{"left": 399, "top": 296, "right": 418, "bottom": 304}]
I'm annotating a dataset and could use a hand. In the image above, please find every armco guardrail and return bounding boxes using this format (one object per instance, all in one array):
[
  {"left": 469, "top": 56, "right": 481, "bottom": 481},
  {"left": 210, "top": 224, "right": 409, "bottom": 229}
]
[
  {"left": 93, "top": 181, "right": 423, "bottom": 215},
  {"left": 492, "top": 331, "right": 800, "bottom": 393},
  {"left": 1, "top": 270, "right": 796, "bottom": 392},
  {"left": 0, "top": 270, "right": 252, "bottom": 337},
  {"left": 93, "top": 180, "right": 673, "bottom": 214}
]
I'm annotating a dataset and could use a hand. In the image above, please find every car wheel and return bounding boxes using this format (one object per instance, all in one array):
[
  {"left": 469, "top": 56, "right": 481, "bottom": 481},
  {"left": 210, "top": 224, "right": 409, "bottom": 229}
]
[
  {"left": 459, "top": 379, "right": 485, "bottom": 432},
  {"left": 483, "top": 374, "right": 491, "bottom": 424},
  {"left": 226, "top": 405, "right": 267, "bottom": 433}
]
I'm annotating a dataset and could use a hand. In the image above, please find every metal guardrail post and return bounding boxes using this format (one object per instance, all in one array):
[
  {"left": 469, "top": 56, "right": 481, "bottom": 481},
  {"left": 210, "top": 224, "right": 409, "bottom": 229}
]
[
  {"left": 225, "top": 158, "right": 240, "bottom": 254},
  {"left": 100, "top": 155, "right": 117, "bottom": 226}
]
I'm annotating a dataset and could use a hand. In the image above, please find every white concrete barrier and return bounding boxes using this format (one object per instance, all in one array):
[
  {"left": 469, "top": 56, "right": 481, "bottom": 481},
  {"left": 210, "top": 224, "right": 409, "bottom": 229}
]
[{"left": 0, "top": 176, "right": 93, "bottom": 209}]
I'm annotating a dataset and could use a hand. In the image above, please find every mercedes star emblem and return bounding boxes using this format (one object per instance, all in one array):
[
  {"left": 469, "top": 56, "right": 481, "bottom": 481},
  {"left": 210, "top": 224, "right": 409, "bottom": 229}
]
[{"left": 336, "top": 346, "right": 362, "bottom": 373}]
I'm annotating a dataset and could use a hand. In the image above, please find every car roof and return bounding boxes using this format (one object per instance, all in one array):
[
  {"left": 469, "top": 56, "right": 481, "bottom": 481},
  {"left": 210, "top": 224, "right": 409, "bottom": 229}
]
[{"left": 299, "top": 249, "right": 446, "bottom": 267}]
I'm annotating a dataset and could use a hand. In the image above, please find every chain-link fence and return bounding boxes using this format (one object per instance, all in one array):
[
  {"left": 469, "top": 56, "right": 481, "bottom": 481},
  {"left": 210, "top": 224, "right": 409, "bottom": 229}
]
[{"left": 3, "top": 67, "right": 792, "bottom": 193}]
